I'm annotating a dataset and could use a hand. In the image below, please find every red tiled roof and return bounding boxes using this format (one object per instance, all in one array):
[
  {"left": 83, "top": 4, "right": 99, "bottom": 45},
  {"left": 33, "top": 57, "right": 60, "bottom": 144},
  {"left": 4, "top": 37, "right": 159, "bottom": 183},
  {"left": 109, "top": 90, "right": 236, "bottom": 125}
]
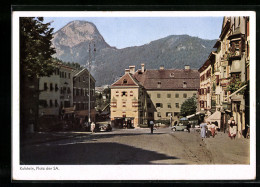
[
  {"left": 111, "top": 73, "right": 140, "bottom": 87},
  {"left": 133, "top": 69, "right": 199, "bottom": 90}
]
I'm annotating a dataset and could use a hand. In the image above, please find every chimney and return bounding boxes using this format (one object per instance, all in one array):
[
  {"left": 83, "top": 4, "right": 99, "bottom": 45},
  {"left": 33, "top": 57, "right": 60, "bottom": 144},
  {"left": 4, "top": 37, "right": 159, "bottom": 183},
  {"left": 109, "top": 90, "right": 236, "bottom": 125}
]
[
  {"left": 185, "top": 65, "right": 190, "bottom": 70},
  {"left": 129, "top": 65, "right": 135, "bottom": 74},
  {"left": 159, "top": 65, "right": 164, "bottom": 70},
  {"left": 125, "top": 69, "right": 130, "bottom": 74},
  {"left": 141, "top": 63, "right": 145, "bottom": 73}
]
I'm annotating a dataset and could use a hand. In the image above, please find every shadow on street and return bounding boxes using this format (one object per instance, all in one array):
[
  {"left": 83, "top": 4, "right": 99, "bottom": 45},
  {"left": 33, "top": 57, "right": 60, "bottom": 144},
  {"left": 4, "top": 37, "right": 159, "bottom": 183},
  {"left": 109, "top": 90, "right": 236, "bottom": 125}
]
[{"left": 21, "top": 141, "right": 179, "bottom": 165}]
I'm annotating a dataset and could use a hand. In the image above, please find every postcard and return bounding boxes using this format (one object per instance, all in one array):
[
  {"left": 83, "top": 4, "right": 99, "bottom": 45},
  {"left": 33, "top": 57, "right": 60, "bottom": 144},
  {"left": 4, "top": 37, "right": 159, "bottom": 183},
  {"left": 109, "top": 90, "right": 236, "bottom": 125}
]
[{"left": 12, "top": 11, "right": 256, "bottom": 180}]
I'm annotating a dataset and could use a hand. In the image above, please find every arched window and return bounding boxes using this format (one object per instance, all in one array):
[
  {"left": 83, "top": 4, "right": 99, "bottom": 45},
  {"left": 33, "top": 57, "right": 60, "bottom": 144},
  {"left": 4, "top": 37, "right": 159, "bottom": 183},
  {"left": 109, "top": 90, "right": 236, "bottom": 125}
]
[{"left": 123, "top": 79, "right": 127, "bottom": 84}]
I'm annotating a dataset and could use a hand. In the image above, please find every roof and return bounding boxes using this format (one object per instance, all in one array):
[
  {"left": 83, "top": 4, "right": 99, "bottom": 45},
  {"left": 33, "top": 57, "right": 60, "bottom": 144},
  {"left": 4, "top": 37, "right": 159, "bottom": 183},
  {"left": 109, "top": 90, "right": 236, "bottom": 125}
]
[
  {"left": 111, "top": 73, "right": 141, "bottom": 87},
  {"left": 133, "top": 69, "right": 199, "bottom": 90},
  {"left": 73, "top": 68, "right": 96, "bottom": 82}
]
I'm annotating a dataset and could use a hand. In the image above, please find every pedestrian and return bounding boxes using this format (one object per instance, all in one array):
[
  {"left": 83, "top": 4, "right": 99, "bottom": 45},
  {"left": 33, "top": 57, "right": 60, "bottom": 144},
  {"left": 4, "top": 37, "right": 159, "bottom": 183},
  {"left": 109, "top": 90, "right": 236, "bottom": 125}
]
[
  {"left": 91, "top": 122, "right": 95, "bottom": 133},
  {"left": 150, "top": 120, "right": 154, "bottom": 134},
  {"left": 210, "top": 122, "right": 216, "bottom": 138},
  {"left": 200, "top": 120, "right": 207, "bottom": 139},
  {"left": 187, "top": 122, "right": 191, "bottom": 133},
  {"left": 206, "top": 121, "right": 211, "bottom": 138},
  {"left": 228, "top": 117, "right": 237, "bottom": 140}
]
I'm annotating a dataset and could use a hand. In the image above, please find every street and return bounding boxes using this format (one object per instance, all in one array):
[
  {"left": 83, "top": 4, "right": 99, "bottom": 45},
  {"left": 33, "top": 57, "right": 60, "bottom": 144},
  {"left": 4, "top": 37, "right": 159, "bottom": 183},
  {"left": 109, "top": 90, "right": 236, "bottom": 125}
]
[{"left": 20, "top": 128, "right": 250, "bottom": 165}]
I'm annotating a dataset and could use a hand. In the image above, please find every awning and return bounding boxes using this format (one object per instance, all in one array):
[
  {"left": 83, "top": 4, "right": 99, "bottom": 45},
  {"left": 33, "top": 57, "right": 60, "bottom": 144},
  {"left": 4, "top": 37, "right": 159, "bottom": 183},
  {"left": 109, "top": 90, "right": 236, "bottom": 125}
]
[
  {"left": 205, "top": 111, "right": 221, "bottom": 122},
  {"left": 186, "top": 114, "right": 195, "bottom": 119}
]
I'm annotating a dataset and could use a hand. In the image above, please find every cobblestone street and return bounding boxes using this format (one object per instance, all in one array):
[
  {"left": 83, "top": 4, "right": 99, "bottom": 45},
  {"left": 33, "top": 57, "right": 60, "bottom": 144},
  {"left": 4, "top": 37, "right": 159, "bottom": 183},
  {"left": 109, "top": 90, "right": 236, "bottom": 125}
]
[{"left": 20, "top": 128, "right": 250, "bottom": 165}]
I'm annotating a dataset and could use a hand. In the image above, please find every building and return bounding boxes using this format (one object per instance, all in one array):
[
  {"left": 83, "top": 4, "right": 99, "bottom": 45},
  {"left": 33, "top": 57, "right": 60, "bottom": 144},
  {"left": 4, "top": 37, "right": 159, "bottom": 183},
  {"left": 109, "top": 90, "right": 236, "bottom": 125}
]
[
  {"left": 38, "top": 64, "right": 76, "bottom": 116},
  {"left": 200, "top": 16, "right": 250, "bottom": 137},
  {"left": 73, "top": 68, "right": 96, "bottom": 121},
  {"left": 110, "top": 64, "right": 200, "bottom": 128},
  {"left": 110, "top": 66, "right": 145, "bottom": 128},
  {"left": 198, "top": 52, "right": 215, "bottom": 116},
  {"left": 39, "top": 68, "right": 61, "bottom": 116}
]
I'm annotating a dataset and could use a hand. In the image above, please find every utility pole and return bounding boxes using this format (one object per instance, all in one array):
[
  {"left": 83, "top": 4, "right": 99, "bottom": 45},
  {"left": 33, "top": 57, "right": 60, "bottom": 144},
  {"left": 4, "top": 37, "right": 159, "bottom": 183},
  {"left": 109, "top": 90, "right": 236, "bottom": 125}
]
[{"left": 87, "top": 41, "right": 96, "bottom": 123}]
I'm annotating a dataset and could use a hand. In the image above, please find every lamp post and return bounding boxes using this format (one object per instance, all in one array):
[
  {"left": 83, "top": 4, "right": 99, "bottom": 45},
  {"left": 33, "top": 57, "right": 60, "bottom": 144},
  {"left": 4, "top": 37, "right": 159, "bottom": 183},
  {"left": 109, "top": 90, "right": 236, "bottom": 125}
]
[{"left": 87, "top": 41, "right": 96, "bottom": 123}]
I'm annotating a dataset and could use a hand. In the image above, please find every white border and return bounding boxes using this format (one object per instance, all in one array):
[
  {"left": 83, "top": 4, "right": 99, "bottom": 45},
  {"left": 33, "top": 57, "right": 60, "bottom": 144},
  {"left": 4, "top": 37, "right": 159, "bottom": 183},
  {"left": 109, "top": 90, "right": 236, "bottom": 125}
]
[{"left": 12, "top": 11, "right": 256, "bottom": 181}]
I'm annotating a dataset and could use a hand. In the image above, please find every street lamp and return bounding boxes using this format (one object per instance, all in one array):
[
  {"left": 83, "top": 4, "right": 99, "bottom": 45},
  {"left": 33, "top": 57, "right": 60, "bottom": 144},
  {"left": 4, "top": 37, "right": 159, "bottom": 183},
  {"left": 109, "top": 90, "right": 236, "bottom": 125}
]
[{"left": 87, "top": 41, "right": 96, "bottom": 123}]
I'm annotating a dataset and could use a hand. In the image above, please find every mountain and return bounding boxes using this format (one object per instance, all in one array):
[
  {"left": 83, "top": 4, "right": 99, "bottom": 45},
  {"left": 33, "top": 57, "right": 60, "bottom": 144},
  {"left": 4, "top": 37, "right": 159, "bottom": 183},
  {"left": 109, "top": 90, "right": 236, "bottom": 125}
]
[{"left": 52, "top": 20, "right": 217, "bottom": 86}]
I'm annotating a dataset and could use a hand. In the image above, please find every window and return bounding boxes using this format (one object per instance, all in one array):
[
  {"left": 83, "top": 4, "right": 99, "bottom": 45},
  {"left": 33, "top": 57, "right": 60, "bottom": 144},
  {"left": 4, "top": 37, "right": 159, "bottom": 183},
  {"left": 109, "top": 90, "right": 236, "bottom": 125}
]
[
  {"left": 55, "top": 100, "right": 58, "bottom": 107},
  {"left": 122, "top": 101, "right": 126, "bottom": 107},
  {"left": 167, "top": 94, "right": 171, "bottom": 98},
  {"left": 175, "top": 103, "right": 179, "bottom": 108},
  {"left": 167, "top": 103, "right": 171, "bottom": 108},
  {"left": 183, "top": 93, "right": 187, "bottom": 98},
  {"left": 49, "top": 100, "right": 53, "bottom": 107},
  {"left": 175, "top": 93, "right": 179, "bottom": 98},
  {"left": 147, "top": 103, "right": 151, "bottom": 108},
  {"left": 65, "top": 72, "right": 67, "bottom": 78},
  {"left": 157, "top": 112, "right": 161, "bottom": 117},
  {"left": 156, "top": 103, "right": 163, "bottom": 108},
  {"left": 68, "top": 73, "right": 71, "bottom": 79},
  {"left": 170, "top": 73, "right": 174, "bottom": 77},
  {"left": 44, "top": 83, "right": 48, "bottom": 91},
  {"left": 130, "top": 91, "right": 133, "bottom": 96},
  {"left": 157, "top": 81, "right": 161, "bottom": 88},
  {"left": 183, "top": 81, "right": 187, "bottom": 88},
  {"left": 157, "top": 93, "right": 161, "bottom": 98},
  {"left": 123, "top": 79, "right": 127, "bottom": 84},
  {"left": 122, "top": 91, "right": 127, "bottom": 96},
  {"left": 55, "top": 84, "right": 58, "bottom": 92},
  {"left": 50, "top": 83, "right": 53, "bottom": 91},
  {"left": 116, "top": 91, "right": 119, "bottom": 96},
  {"left": 166, "top": 112, "right": 172, "bottom": 117}
]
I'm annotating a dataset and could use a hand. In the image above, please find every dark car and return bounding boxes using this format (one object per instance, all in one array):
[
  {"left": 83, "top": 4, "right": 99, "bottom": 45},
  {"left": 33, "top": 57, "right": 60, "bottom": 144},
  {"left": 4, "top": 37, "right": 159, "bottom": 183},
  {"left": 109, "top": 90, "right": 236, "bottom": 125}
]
[{"left": 99, "top": 124, "right": 112, "bottom": 132}]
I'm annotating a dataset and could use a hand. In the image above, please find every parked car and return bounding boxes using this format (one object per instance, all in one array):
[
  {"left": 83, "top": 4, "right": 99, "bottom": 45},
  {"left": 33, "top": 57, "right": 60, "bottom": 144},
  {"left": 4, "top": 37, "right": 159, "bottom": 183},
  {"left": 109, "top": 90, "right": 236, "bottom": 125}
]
[
  {"left": 99, "top": 124, "right": 112, "bottom": 132},
  {"left": 171, "top": 123, "right": 188, "bottom": 131}
]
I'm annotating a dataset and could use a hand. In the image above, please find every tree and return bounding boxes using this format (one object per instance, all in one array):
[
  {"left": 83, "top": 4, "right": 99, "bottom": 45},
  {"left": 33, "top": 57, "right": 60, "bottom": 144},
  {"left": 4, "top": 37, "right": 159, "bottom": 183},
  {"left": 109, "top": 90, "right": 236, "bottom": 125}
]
[
  {"left": 20, "top": 17, "right": 56, "bottom": 78},
  {"left": 180, "top": 96, "right": 197, "bottom": 117},
  {"left": 20, "top": 17, "right": 56, "bottom": 135}
]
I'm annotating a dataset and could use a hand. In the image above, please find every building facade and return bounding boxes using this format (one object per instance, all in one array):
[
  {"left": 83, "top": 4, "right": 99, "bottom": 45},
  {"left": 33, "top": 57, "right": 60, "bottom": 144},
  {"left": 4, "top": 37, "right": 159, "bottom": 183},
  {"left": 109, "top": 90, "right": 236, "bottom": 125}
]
[
  {"left": 198, "top": 53, "right": 215, "bottom": 116},
  {"left": 110, "top": 64, "right": 199, "bottom": 128},
  {"left": 73, "top": 68, "right": 96, "bottom": 121},
  {"left": 200, "top": 16, "right": 250, "bottom": 137},
  {"left": 38, "top": 64, "right": 76, "bottom": 116}
]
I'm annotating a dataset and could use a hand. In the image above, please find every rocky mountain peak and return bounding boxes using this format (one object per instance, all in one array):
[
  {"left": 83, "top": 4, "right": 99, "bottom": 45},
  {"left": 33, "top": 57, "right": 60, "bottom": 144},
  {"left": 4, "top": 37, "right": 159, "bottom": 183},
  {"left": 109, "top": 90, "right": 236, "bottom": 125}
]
[{"left": 52, "top": 20, "right": 108, "bottom": 48}]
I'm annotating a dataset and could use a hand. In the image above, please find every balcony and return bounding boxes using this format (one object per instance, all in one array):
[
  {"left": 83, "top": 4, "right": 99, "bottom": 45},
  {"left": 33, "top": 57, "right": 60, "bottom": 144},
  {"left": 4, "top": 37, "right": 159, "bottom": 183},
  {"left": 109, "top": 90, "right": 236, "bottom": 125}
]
[{"left": 220, "top": 78, "right": 230, "bottom": 86}]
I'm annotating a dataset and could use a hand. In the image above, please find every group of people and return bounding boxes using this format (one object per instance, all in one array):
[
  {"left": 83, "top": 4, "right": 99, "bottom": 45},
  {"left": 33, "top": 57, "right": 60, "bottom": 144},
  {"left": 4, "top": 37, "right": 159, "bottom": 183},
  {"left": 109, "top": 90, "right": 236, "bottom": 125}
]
[
  {"left": 200, "top": 116, "right": 237, "bottom": 140},
  {"left": 199, "top": 121, "right": 216, "bottom": 139}
]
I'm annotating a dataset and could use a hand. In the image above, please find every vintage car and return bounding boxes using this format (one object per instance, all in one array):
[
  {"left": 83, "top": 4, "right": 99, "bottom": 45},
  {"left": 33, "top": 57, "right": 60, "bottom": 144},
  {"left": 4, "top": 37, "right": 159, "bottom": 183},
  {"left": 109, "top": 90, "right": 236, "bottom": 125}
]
[
  {"left": 171, "top": 123, "right": 188, "bottom": 131},
  {"left": 99, "top": 124, "right": 112, "bottom": 132}
]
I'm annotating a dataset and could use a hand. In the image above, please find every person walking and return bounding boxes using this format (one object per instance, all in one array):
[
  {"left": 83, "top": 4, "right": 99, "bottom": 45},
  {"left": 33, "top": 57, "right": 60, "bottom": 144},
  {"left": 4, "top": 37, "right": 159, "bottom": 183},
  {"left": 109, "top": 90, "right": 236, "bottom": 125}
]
[
  {"left": 187, "top": 122, "right": 191, "bottom": 133},
  {"left": 228, "top": 117, "right": 237, "bottom": 140},
  {"left": 210, "top": 122, "right": 216, "bottom": 138},
  {"left": 91, "top": 122, "right": 95, "bottom": 134},
  {"left": 200, "top": 120, "right": 207, "bottom": 139},
  {"left": 150, "top": 120, "right": 154, "bottom": 134}
]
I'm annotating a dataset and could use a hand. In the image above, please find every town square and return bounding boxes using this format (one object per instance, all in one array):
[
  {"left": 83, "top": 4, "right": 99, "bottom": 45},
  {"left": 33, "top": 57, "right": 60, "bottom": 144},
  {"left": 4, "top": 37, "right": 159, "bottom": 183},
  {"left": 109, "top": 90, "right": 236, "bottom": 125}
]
[{"left": 12, "top": 11, "right": 255, "bottom": 180}]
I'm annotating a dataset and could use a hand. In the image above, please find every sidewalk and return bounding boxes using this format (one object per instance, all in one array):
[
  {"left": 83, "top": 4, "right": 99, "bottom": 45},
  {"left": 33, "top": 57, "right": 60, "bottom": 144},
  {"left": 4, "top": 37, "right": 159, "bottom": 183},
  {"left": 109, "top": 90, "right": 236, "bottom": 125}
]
[{"left": 202, "top": 131, "right": 250, "bottom": 164}]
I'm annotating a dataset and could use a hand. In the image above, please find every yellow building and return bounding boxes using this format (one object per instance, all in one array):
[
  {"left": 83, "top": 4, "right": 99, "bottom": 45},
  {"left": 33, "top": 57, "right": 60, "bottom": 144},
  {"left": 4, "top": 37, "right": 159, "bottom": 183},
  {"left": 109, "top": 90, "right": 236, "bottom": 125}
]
[{"left": 110, "top": 64, "right": 199, "bottom": 128}]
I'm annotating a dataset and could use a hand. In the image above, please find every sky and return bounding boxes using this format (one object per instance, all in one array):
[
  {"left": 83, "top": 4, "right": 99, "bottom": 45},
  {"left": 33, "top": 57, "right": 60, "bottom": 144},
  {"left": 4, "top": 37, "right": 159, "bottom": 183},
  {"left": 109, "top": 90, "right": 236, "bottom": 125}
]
[{"left": 43, "top": 17, "right": 223, "bottom": 49}]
